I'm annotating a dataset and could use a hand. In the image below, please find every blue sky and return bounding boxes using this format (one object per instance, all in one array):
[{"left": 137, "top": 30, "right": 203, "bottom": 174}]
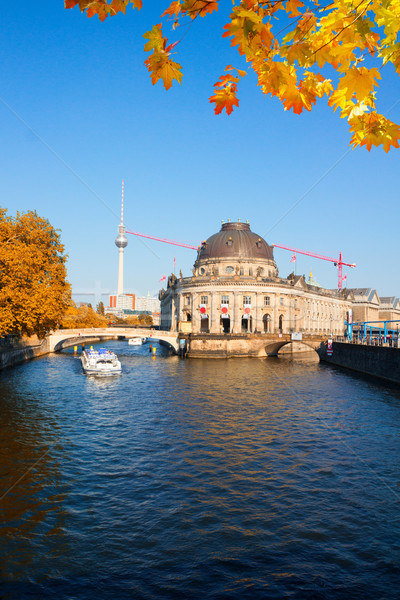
[{"left": 1, "top": 2, "right": 399, "bottom": 303}]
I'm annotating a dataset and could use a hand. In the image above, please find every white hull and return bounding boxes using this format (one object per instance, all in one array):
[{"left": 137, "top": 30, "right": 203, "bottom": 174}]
[
  {"left": 128, "top": 337, "right": 144, "bottom": 345},
  {"left": 81, "top": 349, "right": 121, "bottom": 375}
]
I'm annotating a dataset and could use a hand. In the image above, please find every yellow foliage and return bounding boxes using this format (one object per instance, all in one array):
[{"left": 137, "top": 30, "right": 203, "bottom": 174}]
[
  {"left": 65, "top": 0, "right": 400, "bottom": 151},
  {"left": 61, "top": 303, "right": 108, "bottom": 329},
  {"left": 0, "top": 208, "right": 70, "bottom": 339}
]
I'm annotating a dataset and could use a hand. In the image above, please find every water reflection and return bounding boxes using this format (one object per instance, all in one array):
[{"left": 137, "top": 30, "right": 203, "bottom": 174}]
[{"left": 0, "top": 342, "right": 400, "bottom": 599}]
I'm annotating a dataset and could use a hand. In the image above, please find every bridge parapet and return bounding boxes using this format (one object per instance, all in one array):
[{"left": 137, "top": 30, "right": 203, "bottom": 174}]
[{"left": 48, "top": 328, "right": 180, "bottom": 353}]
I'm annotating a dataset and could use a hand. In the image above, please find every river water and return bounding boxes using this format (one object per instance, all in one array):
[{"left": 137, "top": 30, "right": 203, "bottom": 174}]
[{"left": 1, "top": 341, "right": 400, "bottom": 600}]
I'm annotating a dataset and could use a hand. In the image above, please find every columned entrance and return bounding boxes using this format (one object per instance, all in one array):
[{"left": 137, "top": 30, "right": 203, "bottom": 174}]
[
  {"left": 220, "top": 317, "right": 231, "bottom": 334},
  {"left": 241, "top": 316, "right": 253, "bottom": 333},
  {"left": 200, "top": 317, "right": 209, "bottom": 333},
  {"left": 263, "top": 313, "right": 271, "bottom": 333}
]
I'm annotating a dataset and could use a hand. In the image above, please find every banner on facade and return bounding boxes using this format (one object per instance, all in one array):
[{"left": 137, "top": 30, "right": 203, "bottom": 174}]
[
  {"left": 221, "top": 304, "right": 229, "bottom": 318},
  {"left": 200, "top": 304, "right": 208, "bottom": 319},
  {"left": 327, "top": 339, "right": 333, "bottom": 355}
]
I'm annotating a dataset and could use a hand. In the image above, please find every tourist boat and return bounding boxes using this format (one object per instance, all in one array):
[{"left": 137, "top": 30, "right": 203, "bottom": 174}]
[
  {"left": 128, "top": 337, "right": 144, "bottom": 346},
  {"left": 81, "top": 348, "right": 121, "bottom": 375}
]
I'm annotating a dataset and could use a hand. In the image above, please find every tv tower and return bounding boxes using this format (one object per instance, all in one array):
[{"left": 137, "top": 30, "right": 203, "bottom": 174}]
[{"left": 115, "top": 180, "right": 128, "bottom": 304}]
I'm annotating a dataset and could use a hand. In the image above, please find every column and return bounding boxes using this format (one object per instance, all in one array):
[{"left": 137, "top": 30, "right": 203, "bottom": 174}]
[
  {"left": 192, "top": 292, "right": 199, "bottom": 333},
  {"left": 233, "top": 291, "right": 241, "bottom": 334}
]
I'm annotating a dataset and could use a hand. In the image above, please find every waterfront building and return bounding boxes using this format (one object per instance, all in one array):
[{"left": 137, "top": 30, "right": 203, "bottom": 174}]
[
  {"left": 379, "top": 297, "right": 400, "bottom": 322},
  {"left": 350, "top": 288, "right": 381, "bottom": 322},
  {"left": 159, "top": 221, "right": 353, "bottom": 337}
]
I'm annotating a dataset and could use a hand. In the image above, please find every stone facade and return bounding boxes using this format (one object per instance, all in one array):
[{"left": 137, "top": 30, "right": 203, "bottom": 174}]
[{"left": 159, "top": 221, "right": 353, "bottom": 338}]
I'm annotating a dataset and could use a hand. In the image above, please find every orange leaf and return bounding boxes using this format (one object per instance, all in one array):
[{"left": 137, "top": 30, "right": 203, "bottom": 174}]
[
  {"left": 145, "top": 51, "right": 183, "bottom": 90},
  {"left": 209, "top": 83, "right": 239, "bottom": 115},
  {"left": 182, "top": 0, "right": 219, "bottom": 19},
  {"left": 161, "top": 1, "right": 182, "bottom": 18}
]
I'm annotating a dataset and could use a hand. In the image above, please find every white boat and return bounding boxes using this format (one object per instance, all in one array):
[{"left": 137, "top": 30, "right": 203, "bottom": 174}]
[
  {"left": 128, "top": 337, "right": 143, "bottom": 346},
  {"left": 81, "top": 348, "right": 121, "bottom": 375}
]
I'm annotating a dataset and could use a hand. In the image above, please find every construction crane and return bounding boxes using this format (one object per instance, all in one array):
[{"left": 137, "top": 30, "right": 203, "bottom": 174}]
[
  {"left": 126, "top": 230, "right": 356, "bottom": 289},
  {"left": 272, "top": 244, "right": 356, "bottom": 289}
]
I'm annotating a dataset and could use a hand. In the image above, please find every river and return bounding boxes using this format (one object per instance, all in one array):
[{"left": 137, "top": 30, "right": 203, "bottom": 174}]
[{"left": 1, "top": 341, "right": 400, "bottom": 599}]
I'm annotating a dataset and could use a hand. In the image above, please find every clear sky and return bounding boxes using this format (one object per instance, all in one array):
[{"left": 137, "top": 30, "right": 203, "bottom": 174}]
[{"left": 1, "top": 2, "right": 399, "bottom": 304}]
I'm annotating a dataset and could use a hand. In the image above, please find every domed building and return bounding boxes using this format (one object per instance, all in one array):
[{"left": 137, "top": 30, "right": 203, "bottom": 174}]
[{"left": 159, "top": 220, "right": 353, "bottom": 356}]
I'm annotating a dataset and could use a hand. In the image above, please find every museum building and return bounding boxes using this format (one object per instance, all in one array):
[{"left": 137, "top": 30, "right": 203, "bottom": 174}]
[{"left": 159, "top": 221, "right": 353, "bottom": 336}]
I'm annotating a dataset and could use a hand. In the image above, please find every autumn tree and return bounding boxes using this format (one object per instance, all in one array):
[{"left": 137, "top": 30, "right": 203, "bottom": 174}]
[
  {"left": 61, "top": 302, "right": 108, "bottom": 329},
  {"left": 96, "top": 300, "right": 105, "bottom": 315},
  {"left": 0, "top": 208, "right": 70, "bottom": 339},
  {"left": 65, "top": 0, "right": 400, "bottom": 151}
]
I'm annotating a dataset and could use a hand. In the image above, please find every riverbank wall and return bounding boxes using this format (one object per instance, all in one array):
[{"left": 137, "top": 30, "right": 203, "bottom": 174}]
[
  {"left": 318, "top": 341, "right": 400, "bottom": 385},
  {"left": 0, "top": 336, "right": 110, "bottom": 370},
  {"left": 0, "top": 338, "right": 50, "bottom": 370}
]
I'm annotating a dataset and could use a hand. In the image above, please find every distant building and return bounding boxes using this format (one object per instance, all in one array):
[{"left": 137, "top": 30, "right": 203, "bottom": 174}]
[
  {"left": 135, "top": 295, "right": 160, "bottom": 313},
  {"left": 109, "top": 293, "right": 135, "bottom": 310}
]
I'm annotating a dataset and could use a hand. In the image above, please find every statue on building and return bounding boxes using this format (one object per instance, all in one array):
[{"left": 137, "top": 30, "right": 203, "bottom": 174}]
[
  {"left": 256, "top": 266, "right": 262, "bottom": 277},
  {"left": 235, "top": 265, "right": 239, "bottom": 275},
  {"left": 179, "top": 269, "right": 183, "bottom": 279}
]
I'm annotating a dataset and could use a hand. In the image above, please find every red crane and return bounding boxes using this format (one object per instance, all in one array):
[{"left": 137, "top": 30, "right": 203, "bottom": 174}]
[
  {"left": 126, "top": 230, "right": 356, "bottom": 289},
  {"left": 272, "top": 244, "right": 356, "bottom": 289}
]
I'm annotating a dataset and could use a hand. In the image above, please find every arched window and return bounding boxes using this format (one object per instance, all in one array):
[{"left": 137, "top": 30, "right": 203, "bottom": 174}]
[
  {"left": 263, "top": 313, "right": 271, "bottom": 333},
  {"left": 279, "top": 314, "right": 284, "bottom": 332}
]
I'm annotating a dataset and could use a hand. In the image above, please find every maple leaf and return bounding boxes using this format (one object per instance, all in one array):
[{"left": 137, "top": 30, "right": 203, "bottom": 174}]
[
  {"left": 145, "top": 50, "right": 183, "bottom": 90},
  {"left": 349, "top": 112, "right": 400, "bottom": 152},
  {"left": 181, "top": 0, "right": 218, "bottom": 19},
  {"left": 339, "top": 67, "right": 381, "bottom": 102},
  {"left": 209, "top": 83, "right": 239, "bottom": 115},
  {"left": 285, "top": 0, "right": 305, "bottom": 18},
  {"left": 143, "top": 24, "right": 165, "bottom": 52},
  {"left": 161, "top": 1, "right": 182, "bottom": 19},
  {"left": 64, "top": 0, "right": 141, "bottom": 19}
]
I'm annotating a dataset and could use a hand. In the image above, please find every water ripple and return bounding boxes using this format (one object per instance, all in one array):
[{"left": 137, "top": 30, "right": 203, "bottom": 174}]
[{"left": 1, "top": 342, "right": 400, "bottom": 599}]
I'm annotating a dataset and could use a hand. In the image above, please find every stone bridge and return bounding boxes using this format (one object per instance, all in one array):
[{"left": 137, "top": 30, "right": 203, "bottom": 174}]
[
  {"left": 184, "top": 332, "right": 327, "bottom": 358},
  {"left": 48, "top": 329, "right": 327, "bottom": 359},
  {"left": 48, "top": 328, "right": 180, "bottom": 353}
]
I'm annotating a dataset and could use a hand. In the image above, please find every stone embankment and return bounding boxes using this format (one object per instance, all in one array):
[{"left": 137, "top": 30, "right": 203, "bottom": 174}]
[
  {"left": 0, "top": 333, "right": 105, "bottom": 370},
  {"left": 318, "top": 341, "right": 400, "bottom": 385},
  {"left": 0, "top": 336, "right": 50, "bottom": 370}
]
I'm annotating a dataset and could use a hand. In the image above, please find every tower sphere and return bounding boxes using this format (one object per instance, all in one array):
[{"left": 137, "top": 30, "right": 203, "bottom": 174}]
[{"left": 115, "top": 225, "right": 128, "bottom": 248}]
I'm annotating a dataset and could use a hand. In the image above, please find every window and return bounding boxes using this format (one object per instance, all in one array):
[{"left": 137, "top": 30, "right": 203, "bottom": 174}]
[
  {"left": 221, "top": 295, "right": 229, "bottom": 305},
  {"left": 226, "top": 237, "right": 233, "bottom": 247},
  {"left": 200, "top": 267, "right": 205, "bottom": 275},
  {"left": 280, "top": 297, "right": 284, "bottom": 306},
  {"left": 225, "top": 266, "right": 234, "bottom": 274},
  {"left": 264, "top": 296, "right": 270, "bottom": 306},
  {"left": 249, "top": 268, "right": 253, "bottom": 276},
  {"left": 201, "top": 296, "right": 208, "bottom": 305},
  {"left": 294, "top": 299, "right": 297, "bottom": 308},
  {"left": 243, "top": 296, "right": 251, "bottom": 305},
  {"left": 240, "top": 267, "right": 244, "bottom": 276}
]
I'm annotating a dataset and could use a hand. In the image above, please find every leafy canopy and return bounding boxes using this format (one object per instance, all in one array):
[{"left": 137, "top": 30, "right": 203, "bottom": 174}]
[
  {"left": 0, "top": 209, "right": 70, "bottom": 339},
  {"left": 65, "top": 0, "right": 400, "bottom": 151}
]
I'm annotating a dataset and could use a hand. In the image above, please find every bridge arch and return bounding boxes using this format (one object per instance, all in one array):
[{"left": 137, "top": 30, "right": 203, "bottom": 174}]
[
  {"left": 49, "top": 328, "right": 180, "bottom": 354},
  {"left": 257, "top": 339, "right": 322, "bottom": 358}
]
